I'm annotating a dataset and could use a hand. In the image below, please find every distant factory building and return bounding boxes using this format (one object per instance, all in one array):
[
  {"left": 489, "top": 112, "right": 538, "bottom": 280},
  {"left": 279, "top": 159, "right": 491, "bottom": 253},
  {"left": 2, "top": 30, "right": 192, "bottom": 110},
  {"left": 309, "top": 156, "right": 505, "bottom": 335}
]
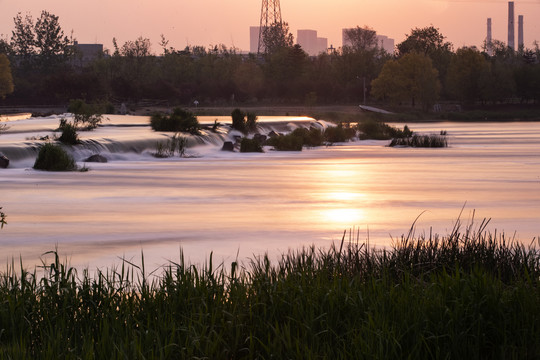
[
  {"left": 73, "top": 41, "right": 104, "bottom": 66},
  {"left": 518, "top": 15, "right": 524, "bottom": 49},
  {"left": 297, "top": 29, "right": 328, "bottom": 56},
  {"left": 508, "top": 1, "right": 515, "bottom": 50},
  {"left": 487, "top": 18, "right": 493, "bottom": 56}
]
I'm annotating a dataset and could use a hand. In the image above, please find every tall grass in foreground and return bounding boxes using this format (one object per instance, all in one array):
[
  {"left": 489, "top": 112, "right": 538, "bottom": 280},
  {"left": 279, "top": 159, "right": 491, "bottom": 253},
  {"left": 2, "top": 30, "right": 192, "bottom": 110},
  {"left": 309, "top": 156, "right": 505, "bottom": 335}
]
[{"left": 0, "top": 222, "right": 539, "bottom": 359}]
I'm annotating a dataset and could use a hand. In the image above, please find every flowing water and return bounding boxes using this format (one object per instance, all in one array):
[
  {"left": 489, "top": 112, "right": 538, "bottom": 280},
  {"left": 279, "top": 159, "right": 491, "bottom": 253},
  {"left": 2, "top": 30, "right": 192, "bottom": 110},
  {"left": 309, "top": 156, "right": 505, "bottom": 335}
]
[{"left": 1, "top": 114, "right": 539, "bottom": 271}]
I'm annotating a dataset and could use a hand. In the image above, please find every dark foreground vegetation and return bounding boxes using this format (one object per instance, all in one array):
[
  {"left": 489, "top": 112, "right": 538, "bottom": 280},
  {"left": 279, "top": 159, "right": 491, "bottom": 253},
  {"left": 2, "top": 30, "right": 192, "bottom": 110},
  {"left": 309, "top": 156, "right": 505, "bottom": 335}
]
[{"left": 0, "top": 220, "right": 538, "bottom": 358}]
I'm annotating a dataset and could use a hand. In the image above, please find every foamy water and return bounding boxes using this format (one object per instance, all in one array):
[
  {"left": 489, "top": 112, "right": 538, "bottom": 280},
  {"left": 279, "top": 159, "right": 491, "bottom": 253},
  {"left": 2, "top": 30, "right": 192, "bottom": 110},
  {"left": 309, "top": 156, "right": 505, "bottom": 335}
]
[{"left": 1, "top": 115, "right": 539, "bottom": 271}]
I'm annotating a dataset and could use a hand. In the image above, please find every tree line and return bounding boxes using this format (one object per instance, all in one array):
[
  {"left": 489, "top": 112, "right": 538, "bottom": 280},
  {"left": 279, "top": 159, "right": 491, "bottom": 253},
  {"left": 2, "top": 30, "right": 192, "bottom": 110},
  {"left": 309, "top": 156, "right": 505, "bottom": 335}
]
[{"left": 1, "top": 11, "right": 540, "bottom": 110}]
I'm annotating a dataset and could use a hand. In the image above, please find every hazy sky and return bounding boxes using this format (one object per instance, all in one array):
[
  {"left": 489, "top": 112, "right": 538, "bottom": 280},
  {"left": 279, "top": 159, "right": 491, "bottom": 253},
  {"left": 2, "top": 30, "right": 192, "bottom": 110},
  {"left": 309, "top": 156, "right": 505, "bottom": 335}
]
[{"left": 1, "top": 0, "right": 539, "bottom": 53}]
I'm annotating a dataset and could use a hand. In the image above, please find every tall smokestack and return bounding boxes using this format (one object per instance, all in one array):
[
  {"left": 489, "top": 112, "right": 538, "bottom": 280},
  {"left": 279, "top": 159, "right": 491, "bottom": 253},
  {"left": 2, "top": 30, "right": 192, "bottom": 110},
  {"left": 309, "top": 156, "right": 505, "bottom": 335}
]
[
  {"left": 518, "top": 15, "right": 524, "bottom": 49},
  {"left": 508, "top": 1, "right": 515, "bottom": 49},
  {"left": 487, "top": 18, "right": 493, "bottom": 55}
]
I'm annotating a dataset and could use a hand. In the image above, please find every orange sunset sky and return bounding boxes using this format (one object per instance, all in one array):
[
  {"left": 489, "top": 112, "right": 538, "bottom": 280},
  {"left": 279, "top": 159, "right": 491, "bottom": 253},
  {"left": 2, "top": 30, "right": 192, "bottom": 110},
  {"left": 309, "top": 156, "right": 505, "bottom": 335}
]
[{"left": 1, "top": 0, "right": 539, "bottom": 53}]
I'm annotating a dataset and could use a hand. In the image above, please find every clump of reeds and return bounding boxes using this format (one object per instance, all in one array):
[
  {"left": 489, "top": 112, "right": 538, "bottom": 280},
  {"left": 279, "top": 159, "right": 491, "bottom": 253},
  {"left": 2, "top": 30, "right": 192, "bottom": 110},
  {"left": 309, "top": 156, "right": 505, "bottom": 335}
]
[
  {"left": 0, "top": 222, "right": 539, "bottom": 358},
  {"left": 389, "top": 133, "right": 448, "bottom": 147}
]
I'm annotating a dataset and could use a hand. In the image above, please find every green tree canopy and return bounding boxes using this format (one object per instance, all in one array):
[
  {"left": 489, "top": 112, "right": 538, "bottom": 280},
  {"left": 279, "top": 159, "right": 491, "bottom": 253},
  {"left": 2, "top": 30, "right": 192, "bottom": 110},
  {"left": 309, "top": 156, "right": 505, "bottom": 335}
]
[
  {"left": 397, "top": 26, "right": 453, "bottom": 89},
  {"left": 397, "top": 26, "right": 452, "bottom": 56},
  {"left": 446, "top": 47, "right": 489, "bottom": 104},
  {"left": 0, "top": 54, "right": 14, "bottom": 99},
  {"left": 371, "top": 52, "right": 440, "bottom": 111}
]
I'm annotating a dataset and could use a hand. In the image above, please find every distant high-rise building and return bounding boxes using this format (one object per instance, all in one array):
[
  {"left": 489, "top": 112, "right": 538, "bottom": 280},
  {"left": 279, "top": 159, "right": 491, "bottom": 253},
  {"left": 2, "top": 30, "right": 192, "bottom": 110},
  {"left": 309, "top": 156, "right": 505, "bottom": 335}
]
[
  {"left": 518, "top": 15, "right": 524, "bottom": 49},
  {"left": 297, "top": 29, "right": 328, "bottom": 56},
  {"left": 297, "top": 29, "right": 318, "bottom": 55},
  {"left": 487, "top": 18, "right": 493, "bottom": 55},
  {"left": 250, "top": 26, "right": 262, "bottom": 53},
  {"left": 317, "top": 37, "right": 328, "bottom": 55},
  {"left": 376, "top": 35, "right": 395, "bottom": 54},
  {"left": 508, "top": 1, "right": 515, "bottom": 49}
]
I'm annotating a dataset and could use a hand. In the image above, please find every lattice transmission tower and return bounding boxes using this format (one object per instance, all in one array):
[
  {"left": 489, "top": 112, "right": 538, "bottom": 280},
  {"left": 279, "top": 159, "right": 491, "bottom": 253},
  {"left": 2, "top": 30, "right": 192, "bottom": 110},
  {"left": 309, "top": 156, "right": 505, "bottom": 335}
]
[{"left": 257, "top": 0, "right": 282, "bottom": 54}]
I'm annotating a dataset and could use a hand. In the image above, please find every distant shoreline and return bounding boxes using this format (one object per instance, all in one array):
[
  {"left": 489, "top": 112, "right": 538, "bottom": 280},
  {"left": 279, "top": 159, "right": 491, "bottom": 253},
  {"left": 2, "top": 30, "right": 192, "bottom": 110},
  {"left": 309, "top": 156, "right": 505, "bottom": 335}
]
[{"left": 2, "top": 104, "right": 540, "bottom": 123}]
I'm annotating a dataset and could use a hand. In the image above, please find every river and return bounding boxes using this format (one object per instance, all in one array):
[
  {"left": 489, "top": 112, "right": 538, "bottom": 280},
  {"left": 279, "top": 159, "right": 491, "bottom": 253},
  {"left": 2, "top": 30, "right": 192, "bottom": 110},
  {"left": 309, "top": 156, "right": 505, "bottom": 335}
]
[{"left": 0, "top": 114, "right": 539, "bottom": 271}]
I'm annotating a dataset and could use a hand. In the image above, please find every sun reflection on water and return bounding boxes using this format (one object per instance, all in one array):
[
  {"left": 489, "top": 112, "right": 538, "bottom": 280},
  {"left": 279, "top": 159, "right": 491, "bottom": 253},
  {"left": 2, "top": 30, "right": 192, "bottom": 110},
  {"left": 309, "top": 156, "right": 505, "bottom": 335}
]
[{"left": 321, "top": 208, "right": 366, "bottom": 226}]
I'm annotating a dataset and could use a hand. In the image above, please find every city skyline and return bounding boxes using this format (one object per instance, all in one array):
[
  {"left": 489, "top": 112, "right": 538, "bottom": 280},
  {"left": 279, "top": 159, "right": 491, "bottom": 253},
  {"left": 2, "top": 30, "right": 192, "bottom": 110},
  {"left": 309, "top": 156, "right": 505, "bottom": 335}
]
[{"left": 1, "top": 0, "right": 539, "bottom": 53}]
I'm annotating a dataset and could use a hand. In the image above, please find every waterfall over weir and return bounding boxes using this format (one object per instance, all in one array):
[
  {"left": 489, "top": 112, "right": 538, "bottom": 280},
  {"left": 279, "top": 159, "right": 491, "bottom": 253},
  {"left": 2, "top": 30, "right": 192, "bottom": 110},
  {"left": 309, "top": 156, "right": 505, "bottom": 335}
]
[{"left": 0, "top": 114, "right": 330, "bottom": 168}]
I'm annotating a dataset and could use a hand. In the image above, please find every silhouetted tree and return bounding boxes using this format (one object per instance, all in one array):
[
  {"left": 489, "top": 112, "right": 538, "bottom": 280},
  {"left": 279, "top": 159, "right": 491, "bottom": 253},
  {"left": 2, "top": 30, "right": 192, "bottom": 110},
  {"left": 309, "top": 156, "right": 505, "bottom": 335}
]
[
  {"left": 34, "top": 11, "right": 72, "bottom": 64},
  {"left": 262, "top": 22, "right": 294, "bottom": 54},
  {"left": 10, "top": 13, "right": 36, "bottom": 61},
  {"left": 343, "top": 26, "right": 377, "bottom": 52},
  {"left": 121, "top": 37, "right": 152, "bottom": 57},
  {"left": 397, "top": 26, "right": 453, "bottom": 93}
]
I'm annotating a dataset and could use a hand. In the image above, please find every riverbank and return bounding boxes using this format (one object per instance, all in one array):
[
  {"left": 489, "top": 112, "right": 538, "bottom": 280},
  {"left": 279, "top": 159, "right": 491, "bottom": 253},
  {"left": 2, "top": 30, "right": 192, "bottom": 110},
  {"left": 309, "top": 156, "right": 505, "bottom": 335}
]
[
  {"left": 3, "top": 103, "right": 540, "bottom": 123},
  {"left": 0, "top": 225, "right": 538, "bottom": 358}
]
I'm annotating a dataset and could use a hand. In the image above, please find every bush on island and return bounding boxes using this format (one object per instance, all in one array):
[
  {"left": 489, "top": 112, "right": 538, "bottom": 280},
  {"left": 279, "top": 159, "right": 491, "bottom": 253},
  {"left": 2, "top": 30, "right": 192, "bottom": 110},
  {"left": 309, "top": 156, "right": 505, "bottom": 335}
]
[
  {"left": 68, "top": 99, "right": 104, "bottom": 130},
  {"left": 246, "top": 112, "right": 258, "bottom": 133},
  {"left": 266, "top": 133, "right": 304, "bottom": 151},
  {"left": 231, "top": 109, "right": 258, "bottom": 134},
  {"left": 292, "top": 127, "right": 324, "bottom": 147},
  {"left": 324, "top": 124, "right": 356, "bottom": 143},
  {"left": 151, "top": 108, "right": 199, "bottom": 134},
  {"left": 240, "top": 138, "right": 263, "bottom": 153},
  {"left": 389, "top": 134, "right": 448, "bottom": 148},
  {"left": 357, "top": 119, "right": 413, "bottom": 140},
  {"left": 57, "top": 119, "right": 80, "bottom": 145},
  {"left": 33, "top": 143, "right": 77, "bottom": 171},
  {"left": 231, "top": 108, "right": 246, "bottom": 133}
]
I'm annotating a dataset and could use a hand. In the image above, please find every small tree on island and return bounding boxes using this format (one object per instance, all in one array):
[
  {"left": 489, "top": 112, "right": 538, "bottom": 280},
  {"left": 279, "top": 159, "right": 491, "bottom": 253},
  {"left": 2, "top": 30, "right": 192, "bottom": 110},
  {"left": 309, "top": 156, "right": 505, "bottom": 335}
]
[
  {"left": 68, "top": 99, "right": 104, "bottom": 130},
  {"left": 231, "top": 109, "right": 258, "bottom": 134},
  {"left": 150, "top": 108, "right": 199, "bottom": 134}
]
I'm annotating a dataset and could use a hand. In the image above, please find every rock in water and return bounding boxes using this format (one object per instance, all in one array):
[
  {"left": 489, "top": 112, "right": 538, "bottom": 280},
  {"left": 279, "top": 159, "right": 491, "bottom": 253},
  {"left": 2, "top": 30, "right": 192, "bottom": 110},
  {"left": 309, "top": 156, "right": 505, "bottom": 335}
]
[
  {"left": 253, "top": 133, "right": 267, "bottom": 144},
  {"left": 85, "top": 154, "right": 108, "bottom": 163},
  {"left": 0, "top": 154, "right": 9, "bottom": 168},
  {"left": 221, "top": 141, "right": 235, "bottom": 152}
]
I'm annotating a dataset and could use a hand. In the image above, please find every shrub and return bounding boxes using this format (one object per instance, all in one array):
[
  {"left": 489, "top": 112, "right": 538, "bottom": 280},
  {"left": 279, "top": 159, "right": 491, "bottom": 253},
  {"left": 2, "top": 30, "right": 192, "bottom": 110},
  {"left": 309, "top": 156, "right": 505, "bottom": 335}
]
[
  {"left": 266, "top": 133, "right": 304, "bottom": 151},
  {"left": 33, "top": 143, "right": 77, "bottom": 171},
  {"left": 153, "top": 134, "right": 188, "bottom": 157},
  {"left": 0, "top": 207, "right": 6, "bottom": 229},
  {"left": 246, "top": 112, "right": 258, "bottom": 133},
  {"left": 389, "top": 134, "right": 448, "bottom": 148},
  {"left": 57, "top": 119, "right": 79, "bottom": 145},
  {"left": 324, "top": 124, "right": 356, "bottom": 143},
  {"left": 240, "top": 138, "right": 263, "bottom": 153},
  {"left": 68, "top": 99, "right": 103, "bottom": 130},
  {"left": 357, "top": 120, "right": 413, "bottom": 140},
  {"left": 291, "top": 127, "right": 324, "bottom": 147},
  {"left": 150, "top": 108, "right": 199, "bottom": 134},
  {"left": 231, "top": 108, "right": 246, "bottom": 133}
]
